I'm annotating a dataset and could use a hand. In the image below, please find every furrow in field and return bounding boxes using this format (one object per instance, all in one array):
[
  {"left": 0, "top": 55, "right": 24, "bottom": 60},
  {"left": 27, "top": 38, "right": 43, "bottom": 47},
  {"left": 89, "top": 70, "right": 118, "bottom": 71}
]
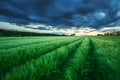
[
  {"left": 0, "top": 37, "right": 80, "bottom": 76},
  {"left": 82, "top": 39, "right": 98, "bottom": 80},
  {"left": 0, "top": 37, "right": 69, "bottom": 49},
  {"left": 0, "top": 38, "right": 68, "bottom": 53},
  {"left": 72, "top": 38, "right": 98, "bottom": 80},
  {"left": 0, "top": 37, "right": 57, "bottom": 42},
  {"left": 47, "top": 37, "right": 90, "bottom": 80},
  {"left": 0, "top": 37, "right": 78, "bottom": 53},
  {"left": 55, "top": 38, "right": 98, "bottom": 80},
  {"left": 0, "top": 37, "right": 43, "bottom": 43},
  {"left": 0, "top": 37, "right": 29, "bottom": 41},
  {"left": 0, "top": 37, "right": 68, "bottom": 43},
  {"left": 1, "top": 37, "right": 83, "bottom": 80},
  {"left": 40, "top": 38, "right": 85, "bottom": 80},
  {"left": 0, "top": 38, "right": 64, "bottom": 49}
]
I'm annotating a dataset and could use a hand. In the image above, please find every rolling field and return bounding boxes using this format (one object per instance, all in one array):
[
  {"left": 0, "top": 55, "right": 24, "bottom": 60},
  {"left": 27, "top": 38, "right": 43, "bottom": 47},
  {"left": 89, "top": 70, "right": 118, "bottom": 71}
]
[{"left": 0, "top": 36, "right": 120, "bottom": 80}]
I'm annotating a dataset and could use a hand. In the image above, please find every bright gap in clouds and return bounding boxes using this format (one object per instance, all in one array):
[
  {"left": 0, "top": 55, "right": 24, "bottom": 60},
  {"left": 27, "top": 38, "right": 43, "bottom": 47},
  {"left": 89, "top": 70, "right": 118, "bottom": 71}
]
[
  {"left": 94, "top": 12, "right": 106, "bottom": 20},
  {"left": 117, "top": 11, "right": 120, "bottom": 16},
  {"left": 99, "top": 12, "right": 106, "bottom": 17}
]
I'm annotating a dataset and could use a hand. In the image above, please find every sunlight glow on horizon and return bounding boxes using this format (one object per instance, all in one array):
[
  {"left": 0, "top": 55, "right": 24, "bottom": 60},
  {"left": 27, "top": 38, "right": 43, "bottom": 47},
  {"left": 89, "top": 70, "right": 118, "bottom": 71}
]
[{"left": 0, "top": 22, "right": 120, "bottom": 36}]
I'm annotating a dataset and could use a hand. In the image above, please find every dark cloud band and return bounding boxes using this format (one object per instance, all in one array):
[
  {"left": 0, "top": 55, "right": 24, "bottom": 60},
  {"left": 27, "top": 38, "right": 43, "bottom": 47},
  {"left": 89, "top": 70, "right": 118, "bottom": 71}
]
[{"left": 0, "top": 0, "right": 120, "bottom": 29}]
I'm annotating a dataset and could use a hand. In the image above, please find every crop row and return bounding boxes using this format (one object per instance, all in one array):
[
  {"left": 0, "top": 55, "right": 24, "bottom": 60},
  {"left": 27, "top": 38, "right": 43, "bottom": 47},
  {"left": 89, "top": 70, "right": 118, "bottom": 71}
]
[
  {"left": 0, "top": 37, "right": 74, "bottom": 49},
  {"left": 89, "top": 37, "right": 120, "bottom": 80},
  {"left": 1, "top": 37, "right": 84, "bottom": 80},
  {"left": 0, "top": 36, "right": 120, "bottom": 80},
  {"left": 0, "top": 37, "right": 80, "bottom": 76}
]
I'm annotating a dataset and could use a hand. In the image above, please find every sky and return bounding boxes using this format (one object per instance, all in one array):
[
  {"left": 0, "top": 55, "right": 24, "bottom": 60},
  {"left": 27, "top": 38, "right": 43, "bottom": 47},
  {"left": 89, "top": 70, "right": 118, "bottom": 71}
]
[{"left": 0, "top": 0, "right": 120, "bottom": 35}]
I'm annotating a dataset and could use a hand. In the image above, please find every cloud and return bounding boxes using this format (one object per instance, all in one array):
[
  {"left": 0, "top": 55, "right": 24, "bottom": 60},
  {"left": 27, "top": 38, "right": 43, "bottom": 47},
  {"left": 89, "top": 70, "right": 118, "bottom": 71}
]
[
  {"left": 0, "top": 22, "right": 101, "bottom": 35},
  {"left": 0, "top": 22, "right": 53, "bottom": 33},
  {"left": 1, "top": 22, "right": 120, "bottom": 36},
  {"left": 0, "top": 0, "right": 120, "bottom": 29},
  {"left": 25, "top": 23, "right": 54, "bottom": 30},
  {"left": 100, "top": 26, "right": 120, "bottom": 32}
]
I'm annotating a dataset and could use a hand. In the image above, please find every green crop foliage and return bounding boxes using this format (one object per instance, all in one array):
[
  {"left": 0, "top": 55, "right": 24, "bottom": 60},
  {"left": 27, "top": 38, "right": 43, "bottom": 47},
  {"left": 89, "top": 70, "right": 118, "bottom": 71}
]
[{"left": 0, "top": 36, "right": 120, "bottom": 80}]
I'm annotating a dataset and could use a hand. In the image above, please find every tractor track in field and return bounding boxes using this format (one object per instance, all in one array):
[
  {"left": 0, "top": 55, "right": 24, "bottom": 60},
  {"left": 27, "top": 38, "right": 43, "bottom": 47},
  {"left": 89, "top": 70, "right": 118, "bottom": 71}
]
[
  {"left": 42, "top": 38, "right": 85, "bottom": 80},
  {"left": 58, "top": 38, "right": 85, "bottom": 71},
  {"left": 40, "top": 37, "right": 99, "bottom": 80},
  {"left": 0, "top": 38, "right": 81, "bottom": 78},
  {"left": 82, "top": 38, "right": 99, "bottom": 80},
  {"left": 1, "top": 36, "right": 120, "bottom": 80}
]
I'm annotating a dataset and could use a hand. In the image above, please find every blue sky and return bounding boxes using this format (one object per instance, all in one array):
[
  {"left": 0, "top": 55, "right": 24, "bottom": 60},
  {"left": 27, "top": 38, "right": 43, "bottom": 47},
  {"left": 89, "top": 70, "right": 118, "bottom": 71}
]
[{"left": 0, "top": 0, "right": 120, "bottom": 35}]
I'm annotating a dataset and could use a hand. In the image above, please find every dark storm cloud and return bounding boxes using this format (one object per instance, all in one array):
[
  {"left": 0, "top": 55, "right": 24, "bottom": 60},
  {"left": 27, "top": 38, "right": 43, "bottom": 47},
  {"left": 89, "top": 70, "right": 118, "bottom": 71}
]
[{"left": 0, "top": 0, "right": 120, "bottom": 29}]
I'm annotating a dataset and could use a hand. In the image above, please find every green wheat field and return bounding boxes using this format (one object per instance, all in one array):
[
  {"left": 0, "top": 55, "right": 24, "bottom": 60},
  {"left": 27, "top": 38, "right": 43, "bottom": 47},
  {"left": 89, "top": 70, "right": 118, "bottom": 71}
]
[{"left": 0, "top": 36, "right": 120, "bottom": 80}]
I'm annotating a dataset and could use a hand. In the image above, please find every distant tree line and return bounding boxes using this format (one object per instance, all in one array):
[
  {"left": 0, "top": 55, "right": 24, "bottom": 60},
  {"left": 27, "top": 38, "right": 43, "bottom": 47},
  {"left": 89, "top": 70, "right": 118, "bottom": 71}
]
[
  {"left": 70, "top": 33, "right": 76, "bottom": 36},
  {"left": 97, "top": 31, "right": 120, "bottom": 36},
  {"left": 0, "top": 29, "right": 65, "bottom": 37},
  {"left": 104, "top": 31, "right": 120, "bottom": 36}
]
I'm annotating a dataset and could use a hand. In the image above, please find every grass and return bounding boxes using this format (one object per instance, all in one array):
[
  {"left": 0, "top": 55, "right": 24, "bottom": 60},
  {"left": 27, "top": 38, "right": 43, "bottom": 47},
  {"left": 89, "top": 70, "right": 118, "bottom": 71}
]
[
  {"left": 0, "top": 37, "right": 80, "bottom": 74},
  {"left": 89, "top": 36, "right": 120, "bottom": 80},
  {"left": 0, "top": 36, "right": 120, "bottom": 80}
]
